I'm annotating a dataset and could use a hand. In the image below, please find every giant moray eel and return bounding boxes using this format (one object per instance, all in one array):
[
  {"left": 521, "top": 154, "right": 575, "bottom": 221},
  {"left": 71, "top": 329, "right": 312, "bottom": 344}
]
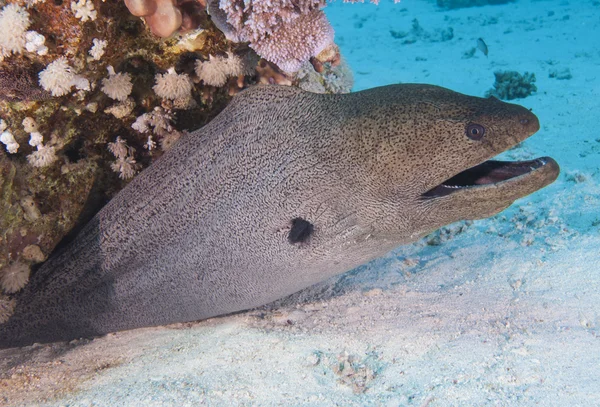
[{"left": 0, "top": 84, "right": 559, "bottom": 349}]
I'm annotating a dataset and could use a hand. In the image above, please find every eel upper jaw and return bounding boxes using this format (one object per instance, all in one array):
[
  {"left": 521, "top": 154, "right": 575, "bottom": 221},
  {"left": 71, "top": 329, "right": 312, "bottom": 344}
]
[{"left": 421, "top": 156, "right": 560, "bottom": 199}]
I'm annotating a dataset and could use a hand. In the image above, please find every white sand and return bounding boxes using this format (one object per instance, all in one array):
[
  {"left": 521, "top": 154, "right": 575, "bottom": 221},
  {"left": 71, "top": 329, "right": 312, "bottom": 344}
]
[{"left": 2, "top": 0, "right": 599, "bottom": 405}]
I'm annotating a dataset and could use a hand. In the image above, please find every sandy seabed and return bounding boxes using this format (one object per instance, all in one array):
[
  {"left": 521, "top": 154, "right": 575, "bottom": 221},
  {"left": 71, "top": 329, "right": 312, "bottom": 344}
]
[{"left": 1, "top": 0, "right": 599, "bottom": 406}]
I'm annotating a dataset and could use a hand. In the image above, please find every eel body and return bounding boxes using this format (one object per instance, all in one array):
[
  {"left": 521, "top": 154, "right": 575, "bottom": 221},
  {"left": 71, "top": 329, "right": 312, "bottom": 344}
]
[{"left": 0, "top": 84, "right": 559, "bottom": 348}]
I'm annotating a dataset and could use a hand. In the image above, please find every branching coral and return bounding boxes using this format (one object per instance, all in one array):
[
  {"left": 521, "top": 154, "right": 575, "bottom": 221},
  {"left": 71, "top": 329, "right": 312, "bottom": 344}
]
[
  {"left": 132, "top": 106, "right": 181, "bottom": 150},
  {"left": 213, "top": 0, "right": 326, "bottom": 43},
  {"left": 108, "top": 136, "right": 141, "bottom": 179},
  {"left": 252, "top": 11, "right": 334, "bottom": 73}
]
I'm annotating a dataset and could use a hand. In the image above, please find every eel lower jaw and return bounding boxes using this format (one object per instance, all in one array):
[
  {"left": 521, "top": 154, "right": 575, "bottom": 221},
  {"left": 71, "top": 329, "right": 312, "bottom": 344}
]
[{"left": 422, "top": 157, "right": 559, "bottom": 198}]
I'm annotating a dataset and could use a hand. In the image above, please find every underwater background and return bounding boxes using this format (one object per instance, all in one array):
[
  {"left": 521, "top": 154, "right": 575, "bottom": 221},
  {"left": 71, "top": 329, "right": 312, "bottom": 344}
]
[{"left": 1, "top": 0, "right": 599, "bottom": 405}]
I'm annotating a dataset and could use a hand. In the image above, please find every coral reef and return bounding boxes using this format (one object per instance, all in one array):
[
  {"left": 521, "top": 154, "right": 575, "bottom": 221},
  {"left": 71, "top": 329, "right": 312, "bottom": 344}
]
[
  {"left": 0, "top": 0, "right": 232, "bottom": 300},
  {"left": 485, "top": 70, "right": 537, "bottom": 100},
  {"left": 0, "top": 0, "right": 353, "bottom": 304},
  {"left": 549, "top": 68, "right": 572, "bottom": 80}
]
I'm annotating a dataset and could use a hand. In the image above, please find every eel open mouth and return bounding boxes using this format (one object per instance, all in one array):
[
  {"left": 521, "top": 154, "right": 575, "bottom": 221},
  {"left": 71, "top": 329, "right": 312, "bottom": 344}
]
[{"left": 422, "top": 157, "right": 552, "bottom": 198}]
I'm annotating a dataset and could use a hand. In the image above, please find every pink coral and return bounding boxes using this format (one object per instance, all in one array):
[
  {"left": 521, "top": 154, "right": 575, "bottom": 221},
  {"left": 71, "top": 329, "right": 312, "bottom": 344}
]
[
  {"left": 250, "top": 11, "right": 334, "bottom": 72},
  {"left": 209, "top": 0, "right": 334, "bottom": 72},
  {"left": 216, "top": 0, "right": 326, "bottom": 43}
]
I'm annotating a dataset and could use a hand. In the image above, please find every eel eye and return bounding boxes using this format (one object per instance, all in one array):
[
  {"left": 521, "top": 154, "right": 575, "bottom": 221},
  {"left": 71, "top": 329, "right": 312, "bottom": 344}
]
[{"left": 466, "top": 123, "right": 485, "bottom": 140}]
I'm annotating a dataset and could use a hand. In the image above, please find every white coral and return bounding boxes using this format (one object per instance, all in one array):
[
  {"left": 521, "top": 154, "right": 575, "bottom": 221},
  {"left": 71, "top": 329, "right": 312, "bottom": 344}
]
[
  {"left": 72, "top": 75, "right": 91, "bottom": 92},
  {"left": 89, "top": 38, "right": 107, "bottom": 60},
  {"left": 27, "top": 145, "right": 58, "bottom": 167},
  {"left": 153, "top": 68, "right": 193, "bottom": 100},
  {"left": 107, "top": 136, "right": 130, "bottom": 159},
  {"left": 133, "top": 107, "right": 174, "bottom": 136},
  {"left": 22, "top": 117, "right": 38, "bottom": 133},
  {"left": 223, "top": 52, "right": 244, "bottom": 76},
  {"left": 38, "top": 57, "right": 90, "bottom": 97},
  {"left": 104, "top": 98, "right": 135, "bottom": 119},
  {"left": 144, "top": 135, "right": 156, "bottom": 151},
  {"left": 195, "top": 53, "right": 245, "bottom": 87},
  {"left": 132, "top": 107, "right": 181, "bottom": 150},
  {"left": 102, "top": 66, "right": 133, "bottom": 101},
  {"left": 0, "top": 4, "right": 31, "bottom": 61},
  {"left": 195, "top": 59, "right": 227, "bottom": 87},
  {"left": 1, "top": 130, "right": 19, "bottom": 154},
  {"left": 111, "top": 156, "right": 139, "bottom": 180},
  {"left": 132, "top": 113, "right": 151, "bottom": 134},
  {"left": 108, "top": 137, "right": 139, "bottom": 179},
  {"left": 25, "top": 31, "right": 48, "bottom": 56},
  {"left": 28, "top": 132, "right": 43, "bottom": 147},
  {"left": 71, "top": 0, "right": 97, "bottom": 22},
  {"left": 0, "top": 263, "right": 30, "bottom": 294}
]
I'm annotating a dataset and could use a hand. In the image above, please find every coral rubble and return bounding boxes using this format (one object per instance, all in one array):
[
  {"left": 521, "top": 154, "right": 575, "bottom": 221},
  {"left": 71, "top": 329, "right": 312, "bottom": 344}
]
[{"left": 486, "top": 70, "right": 537, "bottom": 100}]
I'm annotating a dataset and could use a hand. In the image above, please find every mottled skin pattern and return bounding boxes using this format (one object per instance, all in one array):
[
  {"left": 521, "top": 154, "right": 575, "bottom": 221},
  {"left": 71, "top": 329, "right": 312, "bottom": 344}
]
[{"left": 0, "top": 84, "right": 559, "bottom": 348}]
